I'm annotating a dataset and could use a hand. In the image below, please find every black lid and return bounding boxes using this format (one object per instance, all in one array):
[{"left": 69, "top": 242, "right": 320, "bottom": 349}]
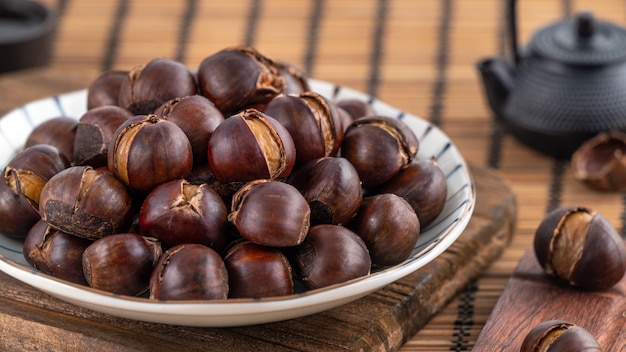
[{"left": 530, "top": 12, "right": 626, "bottom": 66}]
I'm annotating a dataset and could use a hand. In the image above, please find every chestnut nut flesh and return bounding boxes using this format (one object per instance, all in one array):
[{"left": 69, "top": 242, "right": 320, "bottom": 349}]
[
  {"left": 534, "top": 205, "right": 626, "bottom": 291},
  {"left": 571, "top": 130, "right": 626, "bottom": 192},
  {"left": 520, "top": 320, "right": 601, "bottom": 352}
]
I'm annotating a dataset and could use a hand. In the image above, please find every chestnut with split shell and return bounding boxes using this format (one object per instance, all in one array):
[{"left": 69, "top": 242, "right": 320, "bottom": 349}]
[
  {"left": 571, "top": 130, "right": 626, "bottom": 192},
  {"left": 0, "top": 171, "right": 40, "bottom": 239},
  {"left": 520, "top": 320, "right": 601, "bottom": 352}
]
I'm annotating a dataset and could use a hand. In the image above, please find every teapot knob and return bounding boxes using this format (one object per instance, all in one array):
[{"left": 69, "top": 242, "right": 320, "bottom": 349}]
[{"left": 576, "top": 12, "right": 594, "bottom": 41}]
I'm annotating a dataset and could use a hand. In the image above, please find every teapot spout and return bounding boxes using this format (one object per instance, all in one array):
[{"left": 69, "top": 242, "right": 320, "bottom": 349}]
[{"left": 476, "top": 58, "right": 514, "bottom": 117}]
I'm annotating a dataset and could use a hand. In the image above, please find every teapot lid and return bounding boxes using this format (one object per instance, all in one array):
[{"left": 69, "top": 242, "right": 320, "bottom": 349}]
[{"left": 530, "top": 12, "right": 626, "bottom": 66}]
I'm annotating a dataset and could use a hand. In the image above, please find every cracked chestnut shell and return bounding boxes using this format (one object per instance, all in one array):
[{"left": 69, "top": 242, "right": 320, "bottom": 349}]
[
  {"left": 139, "top": 179, "right": 229, "bottom": 251},
  {"left": 39, "top": 166, "right": 133, "bottom": 240},
  {"left": 83, "top": 233, "right": 162, "bottom": 296},
  {"left": 571, "top": 130, "right": 626, "bottom": 192},
  {"left": 149, "top": 243, "right": 228, "bottom": 300},
  {"left": 263, "top": 91, "right": 343, "bottom": 165},
  {"left": 275, "top": 61, "right": 309, "bottom": 95},
  {"left": 286, "top": 156, "right": 362, "bottom": 226},
  {"left": 224, "top": 240, "right": 294, "bottom": 298},
  {"left": 25, "top": 117, "right": 78, "bottom": 164},
  {"left": 293, "top": 224, "right": 371, "bottom": 290},
  {"left": 534, "top": 206, "right": 626, "bottom": 291},
  {"left": 229, "top": 179, "right": 310, "bottom": 247},
  {"left": 207, "top": 109, "right": 296, "bottom": 183},
  {"left": 520, "top": 320, "right": 601, "bottom": 352},
  {"left": 118, "top": 58, "right": 197, "bottom": 115},
  {"left": 23, "top": 219, "right": 92, "bottom": 285},
  {"left": 0, "top": 172, "right": 40, "bottom": 239},
  {"left": 108, "top": 114, "right": 193, "bottom": 194},
  {"left": 341, "top": 115, "right": 419, "bottom": 188},
  {"left": 197, "top": 46, "right": 284, "bottom": 115}
]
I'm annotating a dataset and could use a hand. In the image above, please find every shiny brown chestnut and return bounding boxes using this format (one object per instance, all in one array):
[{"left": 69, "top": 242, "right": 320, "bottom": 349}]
[
  {"left": 0, "top": 172, "right": 40, "bottom": 239},
  {"left": 263, "top": 91, "right": 343, "bottom": 165},
  {"left": 83, "top": 233, "right": 162, "bottom": 296},
  {"left": 87, "top": 69, "right": 128, "bottom": 109},
  {"left": 149, "top": 243, "right": 228, "bottom": 300},
  {"left": 353, "top": 193, "right": 420, "bottom": 267},
  {"left": 275, "top": 61, "right": 310, "bottom": 95},
  {"left": 154, "top": 95, "right": 224, "bottom": 165},
  {"left": 207, "top": 109, "right": 296, "bottom": 183},
  {"left": 374, "top": 158, "right": 447, "bottom": 228},
  {"left": 23, "top": 220, "right": 92, "bottom": 285},
  {"left": 118, "top": 58, "right": 197, "bottom": 115},
  {"left": 520, "top": 320, "right": 601, "bottom": 352},
  {"left": 286, "top": 156, "right": 362, "bottom": 226},
  {"left": 3, "top": 144, "right": 70, "bottom": 210},
  {"left": 335, "top": 99, "right": 377, "bottom": 121},
  {"left": 108, "top": 114, "right": 193, "bottom": 194},
  {"left": 293, "top": 224, "right": 371, "bottom": 289},
  {"left": 223, "top": 240, "right": 294, "bottom": 298},
  {"left": 197, "top": 46, "right": 284, "bottom": 115},
  {"left": 229, "top": 179, "right": 310, "bottom": 247},
  {"left": 39, "top": 166, "right": 134, "bottom": 240},
  {"left": 534, "top": 206, "right": 626, "bottom": 291},
  {"left": 139, "top": 179, "right": 229, "bottom": 251},
  {"left": 341, "top": 115, "right": 419, "bottom": 188},
  {"left": 74, "top": 105, "right": 133, "bottom": 167},
  {"left": 571, "top": 130, "right": 626, "bottom": 192},
  {"left": 25, "top": 117, "right": 78, "bottom": 164}
]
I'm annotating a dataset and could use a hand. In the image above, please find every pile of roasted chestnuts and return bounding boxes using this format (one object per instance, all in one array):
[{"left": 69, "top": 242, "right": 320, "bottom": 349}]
[{"left": 1, "top": 46, "right": 449, "bottom": 300}]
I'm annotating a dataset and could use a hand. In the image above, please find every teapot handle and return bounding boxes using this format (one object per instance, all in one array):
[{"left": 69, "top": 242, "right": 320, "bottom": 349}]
[{"left": 507, "top": 0, "right": 521, "bottom": 65}]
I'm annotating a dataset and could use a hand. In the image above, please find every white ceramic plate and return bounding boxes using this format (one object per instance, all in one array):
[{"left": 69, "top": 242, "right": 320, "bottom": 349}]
[{"left": 0, "top": 79, "right": 475, "bottom": 327}]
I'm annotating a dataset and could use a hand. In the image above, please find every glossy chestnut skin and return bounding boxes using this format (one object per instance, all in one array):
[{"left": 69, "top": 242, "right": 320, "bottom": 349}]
[
  {"left": 207, "top": 109, "right": 296, "bottom": 183},
  {"left": 534, "top": 206, "right": 626, "bottom": 291},
  {"left": 229, "top": 179, "right": 310, "bottom": 247},
  {"left": 154, "top": 95, "right": 224, "bottom": 165},
  {"left": 139, "top": 179, "right": 230, "bottom": 251},
  {"left": 108, "top": 114, "right": 193, "bottom": 194},
  {"left": 520, "top": 320, "right": 601, "bottom": 352},
  {"left": 0, "top": 173, "right": 40, "bottom": 239},
  {"left": 23, "top": 220, "right": 92, "bottom": 285},
  {"left": 39, "top": 166, "right": 134, "bottom": 240},
  {"left": 263, "top": 91, "right": 344, "bottom": 165},
  {"left": 293, "top": 224, "right": 371, "bottom": 289},
  {"left": 286, "top": 157, "right": 362, "bottom": 226},
  {"left": 353, "top": 193, "right": 420, "bottom": 267},
  {"left": 374, "top": 158, "right": 447, "bottom": 228},
  {"left": 335, "top": 99, "right": 377, "bottom": 121},
  {"left": 275, "top": 61, "right": 310, "bottom": 95},
  {"left": 149, "top": 243, "right": 228, "bottom": 300},
  {"left": 197, "top": 46, "right": 284, "bottom": 115},
  {"left": 25, "top": 117, "right": 78, "bottom": 164},
  {"left": 3, "top": 144, "right": 70, "bottom": 210},
  {"left": 83, "top": 233, "right": 162, "bottom": 296},
  {"left": 341, "top": 115, "right": 419, "bottom": 188},
  {"left": 87, "top": 69, "right": 128, "bottom": 109},
  {"left": 74, "top": 105, "right": 133, "bottom": 167},
  {"left": 224, "top": 240, "right": 294, "bottom": 298},
  {"left": 571, "top": 130, "right": 626, "bottom": 192},
  {"left": 118, "top": 58, "right": 197, "bottom": 115}
]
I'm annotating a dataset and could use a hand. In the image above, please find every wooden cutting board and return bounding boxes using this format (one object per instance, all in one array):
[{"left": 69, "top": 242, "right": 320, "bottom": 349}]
[
  {"left": 473, "top": 249, "right": 626, "bottom": 351},
  {"left": 0, "top": 165, "right": 517, "bottom": 351}
]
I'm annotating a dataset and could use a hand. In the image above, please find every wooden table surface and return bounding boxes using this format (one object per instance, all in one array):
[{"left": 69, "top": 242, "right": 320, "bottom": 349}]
[{"left": 2, "top": 0, "right": 626, "bottom": 350}]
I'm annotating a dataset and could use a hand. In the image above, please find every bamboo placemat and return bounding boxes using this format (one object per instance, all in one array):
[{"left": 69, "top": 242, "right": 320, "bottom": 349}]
[{"left": 2, "top": 0, "right": 626, "bottom": 350}]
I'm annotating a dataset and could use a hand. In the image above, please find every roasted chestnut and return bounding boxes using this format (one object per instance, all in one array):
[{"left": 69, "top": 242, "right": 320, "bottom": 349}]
[
  {"left": 571, "top": 130, "right": 626, "bottom": 192},
  {"left": 108, "top": 114, "right": 193, "bottom": 194},
  {"left": 139, "top": 179, "right": 229, "bottom": 251},
  {"left": 87, "top": 69, "right": 128, "bottom": 109},
  {"left": 83, "top": 233, "right": 162, "bottom": 296},
  {"left": 207, "top": 109, "right": 296, "bottom": 183},
  {"left": 223, "top": 240, "right": 293, "bottom": 298},
  {"left": 520, "top": 320, "right": 601, "bottom": 351},
  {"left": 23, "top": 220, "right": 92, "bottom": 285},
  {"left": 0, "top": 172, "right": 40, "bottom": 239},
  {"left": 341, "top": 115, "right": 419, "bottom": 188},
  {"left": 197, "top": 46, "right": 284, "bottom": 115},
  {"left": 335, "top": 98, "right": 377, "bottom": 121},
  {"left": 39, "top": 166, "right": 134, "bottom": 240},
  {"left": 118, "top": 58, "right": 197, "bottom": 115},
  {"left": 154, "top": 95, "right": 224, "bottom": 165},
  {"left": 3, "top": 144, "right": 70, "bottom": 210},
  {"left": 286, "top": 156, "right": 362, "bottom": 226},
  {"left": 149, "top": 243, "right": 228, "bottom": 300},
  {"left": 374, "top": 158, "right": 447, "bottom": 228},
  {"left": 534, "top": 206, "right": 626, "bottom": 291},
  {"left": 275, "top": 61, "right": 310, "bottom": 95},
  {"left": 25, "top": 117, "right": 78, "bottom": 164},
  {"left": 353, "top": 193, "right": 420, "bottom": 267},
  {"left": 263, "top": 91, "right": 343, "bottom": 165},
  {"left": 74, "top": 105, "right": 133, "bottom": 167},
  {"left": 229, "top": 179, "right": 310, "bottom": 247}
]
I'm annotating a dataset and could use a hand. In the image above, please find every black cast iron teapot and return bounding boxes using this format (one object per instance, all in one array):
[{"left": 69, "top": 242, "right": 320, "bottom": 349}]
[{"left": 477, "top": 0, "right": 626, "bottom": 158}]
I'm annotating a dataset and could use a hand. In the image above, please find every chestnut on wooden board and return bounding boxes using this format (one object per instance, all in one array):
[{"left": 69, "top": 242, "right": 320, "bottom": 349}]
[{"left": 520, "top": 320, "right": 601, "bottom": 351}]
